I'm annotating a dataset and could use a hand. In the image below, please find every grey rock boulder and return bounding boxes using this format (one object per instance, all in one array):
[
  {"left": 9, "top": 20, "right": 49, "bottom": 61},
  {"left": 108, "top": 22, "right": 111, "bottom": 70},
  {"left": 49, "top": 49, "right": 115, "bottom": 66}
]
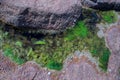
[
  {"left": 0, "top": 0, "right": 82, "bottom": 33},
  {"left": 105, "top": 25, "right": 120, "bottom": 80},
  {"left": 1, "top": 0, "right": 120, "bottom": 34}
]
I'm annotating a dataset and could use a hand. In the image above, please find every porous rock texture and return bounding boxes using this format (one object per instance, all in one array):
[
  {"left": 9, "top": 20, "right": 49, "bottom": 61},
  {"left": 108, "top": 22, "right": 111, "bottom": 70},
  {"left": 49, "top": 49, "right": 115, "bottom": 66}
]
[{"left": 0, "top": 0, "right": 82, "bottom": 33}]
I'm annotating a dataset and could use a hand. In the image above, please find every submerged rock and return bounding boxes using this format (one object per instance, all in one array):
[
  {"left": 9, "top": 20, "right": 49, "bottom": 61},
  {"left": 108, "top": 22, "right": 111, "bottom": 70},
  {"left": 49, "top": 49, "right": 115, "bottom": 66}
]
[{"left": 0, "top": 0, "right": 82, "bottom": 33}]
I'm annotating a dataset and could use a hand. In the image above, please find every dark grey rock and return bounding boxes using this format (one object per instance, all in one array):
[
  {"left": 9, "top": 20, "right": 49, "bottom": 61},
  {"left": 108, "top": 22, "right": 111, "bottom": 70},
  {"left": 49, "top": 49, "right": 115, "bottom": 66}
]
[
  {"left": 0, "top": 0, "right": 82, "bottom": 33},
  {"left": 82, "top": 0, "right": 120, "bottom": 11},
  {"left": 1, "top": 0, "right": 120, "bottom": 34}
]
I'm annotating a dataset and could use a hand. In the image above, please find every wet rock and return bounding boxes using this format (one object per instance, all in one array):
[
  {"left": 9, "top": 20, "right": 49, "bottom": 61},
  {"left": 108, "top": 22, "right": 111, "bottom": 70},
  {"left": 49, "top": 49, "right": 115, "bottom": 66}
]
[
  {"left": 82, "top": 0, "right": 120, "bottom": 11},
  {"left": 87, "top": 0, "right": 120, "bottom": 11},
  {"left": 0, "top": 0, "right": 82, "bottom": 33}
]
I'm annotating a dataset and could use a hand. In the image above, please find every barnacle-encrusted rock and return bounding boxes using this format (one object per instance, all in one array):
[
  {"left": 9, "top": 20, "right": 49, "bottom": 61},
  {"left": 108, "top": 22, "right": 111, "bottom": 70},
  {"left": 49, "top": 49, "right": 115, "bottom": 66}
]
[{"left": 0, "top": 0, "right": 82, "bottom": 33}]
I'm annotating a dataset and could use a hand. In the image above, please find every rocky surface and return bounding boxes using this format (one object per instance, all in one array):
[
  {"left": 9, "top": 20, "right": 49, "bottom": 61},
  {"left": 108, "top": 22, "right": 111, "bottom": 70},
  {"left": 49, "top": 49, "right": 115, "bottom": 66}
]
[
  {"left": 0, "top": 51, "right": 53, "bottom": 80},
  {"left": 1, "top": 0, "right": 120, "bottom": 33},
  {"left": 105, "top": 25, "right": 120, "bottom": 80},
  {"left": 1, "top": 0, "right": 120, "bottom": 80},
  {"left": 58, "top": 24, "right": 120, "bottom": 80},
  {"left": 59, "top": 52, "right": 108, "bottom": 80},
  {"left": 0, "top": 43, "right": 120, "bottom": 80},
  {"left": 0, "top": 52, "right": 17, "bottom": 80},
  {"left": 83, "top": 0, "right": 120, "bottom": 11},
  {"left": 0, "top": 0, "right": 82, "bottom": 33}
]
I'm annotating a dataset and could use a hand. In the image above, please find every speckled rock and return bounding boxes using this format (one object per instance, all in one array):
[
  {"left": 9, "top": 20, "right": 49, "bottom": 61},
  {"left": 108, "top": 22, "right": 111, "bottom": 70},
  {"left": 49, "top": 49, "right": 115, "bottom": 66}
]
[
  {"left": 11, "top": 62, "right": 52, "bottom": 80},
  {"left": 59, "top": 52, "right": 108, "bottom": 80},
  {"left": 0, "top": 0, "right": 82, "bottom": 33},
  {"left": 0, "top": 51, "right": 17, "bottom": 80},
  {"left": 0, "top": 51, "right": 53, "bottom": 80},
  {"left": 1, "top": 49, "right": 120, "bottom": 80},
  {"left": 105, "top": 25, "right": 120, "bottom": 80}
]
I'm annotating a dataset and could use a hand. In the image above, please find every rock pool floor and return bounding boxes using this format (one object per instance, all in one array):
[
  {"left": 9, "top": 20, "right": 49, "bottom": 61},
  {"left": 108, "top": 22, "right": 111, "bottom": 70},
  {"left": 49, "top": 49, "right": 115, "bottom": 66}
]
[{"left": 0, "top": 10, "right": 118, "bottom": 71}]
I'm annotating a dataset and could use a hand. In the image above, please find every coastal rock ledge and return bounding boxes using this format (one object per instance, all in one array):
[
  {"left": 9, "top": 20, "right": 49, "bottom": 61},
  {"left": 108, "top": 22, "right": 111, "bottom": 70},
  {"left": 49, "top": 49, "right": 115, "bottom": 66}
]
[
  {"left": 0, "top": 0, "right": 120, "bottom": 33},
  {"left": 0, "top": 0, "right": 82, "bottom": 33}
]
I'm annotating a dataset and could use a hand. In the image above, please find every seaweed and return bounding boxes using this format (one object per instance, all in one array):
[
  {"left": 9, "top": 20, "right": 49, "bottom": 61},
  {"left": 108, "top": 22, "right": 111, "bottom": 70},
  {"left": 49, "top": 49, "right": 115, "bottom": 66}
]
[
  {"left": 0, "top": 9, "right": 115, "bottom": 71},
  {"left": 46, "top": 60, "right": 63, "bottom": 70},
  {"left": 64, "top": 21, "right": 88, "bottom": 41},
  {"left": 99, "top": 11, "right": 117, "bottom": 23}
]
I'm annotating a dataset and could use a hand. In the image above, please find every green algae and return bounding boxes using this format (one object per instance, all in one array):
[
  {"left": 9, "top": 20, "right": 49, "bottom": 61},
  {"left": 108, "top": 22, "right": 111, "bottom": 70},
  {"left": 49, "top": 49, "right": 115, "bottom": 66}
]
[
  {"left": 46, "top": 60, "right": 63, "bottom": 70},
  {"left": 0, "top": 21, "right": 110, "bottom": 71},
  {"left": 0, "top": 31, "right": 25, "bottom": 64},
  {"left": 64, "top": 21, "right": 88, "bottom": 41},
  {"left": 99, "top": 11, "right": 118, "bottom": 23},
  {"left": 99, "top": 49, "right": 110, "bottom": 71},
  {"left": 4, "top": 48, "right": 25, "bottom": 64},
  {"left": 0, "top": 10, "right": 116, "bottom": 71},
  {"left": 34, "top": 40, "right": 46, "bottom": 45}
]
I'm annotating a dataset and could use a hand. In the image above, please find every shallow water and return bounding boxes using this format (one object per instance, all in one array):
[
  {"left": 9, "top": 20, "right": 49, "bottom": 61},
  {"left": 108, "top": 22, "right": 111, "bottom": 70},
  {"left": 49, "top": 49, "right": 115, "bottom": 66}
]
[{"left": 0, "top": 10, "right": 118, "bottom": 71}]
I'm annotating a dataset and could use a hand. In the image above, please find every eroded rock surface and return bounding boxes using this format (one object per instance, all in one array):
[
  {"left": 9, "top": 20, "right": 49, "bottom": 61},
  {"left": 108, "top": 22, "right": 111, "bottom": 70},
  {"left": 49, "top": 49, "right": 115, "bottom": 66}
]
[
  {"left": 59, "top": 52, "right": 108, "bottom": 80},
  {"left": 82, "top": 0, "right": 120, "bottom": 11},
  {"left": 0, "top": 0, "right": 82, "bottom": 33},
  {"left": 105, "top": 25, "right": 120, "bottom": 80},
  {"left": 1, "top": 0, "right": 120, "bottom": 33},
  {"left": 0, "top": 52, "right": 17, "bottom": 80},
  {"left": 0, "top": 51, "right": 53, "bottom": 80},
  {"left": 11, "top": 62, "right": 52, "bottom": 80}
]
